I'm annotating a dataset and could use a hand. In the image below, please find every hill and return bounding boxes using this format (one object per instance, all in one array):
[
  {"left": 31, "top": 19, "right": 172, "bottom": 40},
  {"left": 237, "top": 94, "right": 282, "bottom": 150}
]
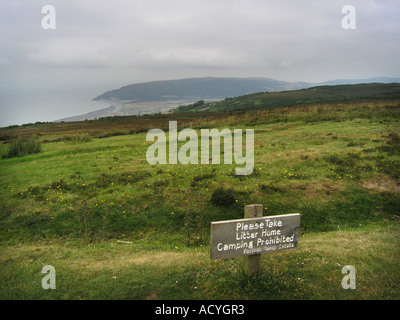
[
  {"left": 173, "top": 82, "right": 400, "bottom": 113},
  {"left": 93, "top": 77, "right": 400, "bottom": 103},
  {"left": 42, "top": 77, "right": 391, "bottom": 123},
  {"left": 93, "top": 77, "right": 312, "bottom": 102}
]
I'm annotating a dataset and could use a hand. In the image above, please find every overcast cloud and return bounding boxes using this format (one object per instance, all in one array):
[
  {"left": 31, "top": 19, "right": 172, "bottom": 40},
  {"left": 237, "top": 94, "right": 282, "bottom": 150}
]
[{"left": 0, "top": 0, "right": 399, "bottom": 126}]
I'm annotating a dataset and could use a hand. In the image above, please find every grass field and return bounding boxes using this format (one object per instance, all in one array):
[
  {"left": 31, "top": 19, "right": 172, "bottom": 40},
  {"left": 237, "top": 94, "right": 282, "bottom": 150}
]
[{"left": 1, "top": 99, "right": 399, "bottom": 299}]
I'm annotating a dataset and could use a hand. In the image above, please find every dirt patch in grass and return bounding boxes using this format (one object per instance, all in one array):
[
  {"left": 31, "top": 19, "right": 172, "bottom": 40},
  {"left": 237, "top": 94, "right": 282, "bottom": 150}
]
[
  {"left": 362, "top": 175, "right": 400, "bottom": 194},
  {"left": 300, "top": 181, "right": 346, "bottom": 202}
]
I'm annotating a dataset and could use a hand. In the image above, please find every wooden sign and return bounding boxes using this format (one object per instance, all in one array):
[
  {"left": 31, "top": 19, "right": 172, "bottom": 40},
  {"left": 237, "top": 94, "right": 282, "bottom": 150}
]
[{"left": 210, "top": 211, "right": 300, "bottom": 261}]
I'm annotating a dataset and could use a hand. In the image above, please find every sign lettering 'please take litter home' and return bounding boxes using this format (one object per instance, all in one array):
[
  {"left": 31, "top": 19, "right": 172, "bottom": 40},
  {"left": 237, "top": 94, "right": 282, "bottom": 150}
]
[{"left": 210, "top": 213, "right": 300, "bottom": 260}]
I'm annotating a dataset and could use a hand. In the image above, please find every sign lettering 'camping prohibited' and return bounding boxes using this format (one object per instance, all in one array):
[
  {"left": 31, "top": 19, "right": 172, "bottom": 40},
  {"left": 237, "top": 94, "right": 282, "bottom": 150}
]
[{"left": 211, "top": 213, "right": 300, "bottom": 260}]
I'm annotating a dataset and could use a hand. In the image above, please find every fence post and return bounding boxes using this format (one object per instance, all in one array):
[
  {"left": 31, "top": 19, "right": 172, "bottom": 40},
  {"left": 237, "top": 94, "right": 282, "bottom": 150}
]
[{"left": 243, "top": 204, "right": 263, "bottom": 277}]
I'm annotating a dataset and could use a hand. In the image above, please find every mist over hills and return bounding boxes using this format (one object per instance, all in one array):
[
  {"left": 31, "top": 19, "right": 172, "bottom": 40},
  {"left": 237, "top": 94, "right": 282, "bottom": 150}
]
[{"left": 318, "top": 77, "right": 400, "bottom": 86}]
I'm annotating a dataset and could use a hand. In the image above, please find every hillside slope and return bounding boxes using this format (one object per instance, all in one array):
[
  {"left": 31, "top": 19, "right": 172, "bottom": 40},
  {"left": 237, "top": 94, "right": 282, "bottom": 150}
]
[{"left": 173, "top": 83, "right": 400, "bottom": 113}]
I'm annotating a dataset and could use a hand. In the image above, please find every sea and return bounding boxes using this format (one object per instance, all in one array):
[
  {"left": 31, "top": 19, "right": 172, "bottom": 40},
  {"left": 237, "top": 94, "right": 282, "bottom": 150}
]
[{"left": 0, "top": 90, "right": 111, "bottom": 128}]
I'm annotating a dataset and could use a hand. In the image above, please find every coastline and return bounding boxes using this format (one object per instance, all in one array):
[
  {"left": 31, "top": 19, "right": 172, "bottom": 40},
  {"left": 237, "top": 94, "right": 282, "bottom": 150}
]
[{"left": 54, "top": 99, "right": 124, "bottom": 122}]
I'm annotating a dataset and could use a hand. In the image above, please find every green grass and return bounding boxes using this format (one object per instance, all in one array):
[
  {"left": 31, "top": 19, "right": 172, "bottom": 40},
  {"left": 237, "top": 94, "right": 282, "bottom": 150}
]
[
  {"left": 0, "top": 225, "right": 399, "bottom": 299},
  {"left": 0, "top": 99, "right": 399, "bottom": 299}
]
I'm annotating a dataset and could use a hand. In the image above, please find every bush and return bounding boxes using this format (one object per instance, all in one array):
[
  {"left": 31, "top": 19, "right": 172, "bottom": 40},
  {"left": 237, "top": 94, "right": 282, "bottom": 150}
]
[
  {"left": 210, "top": 187, "right": 236, "bottom": 207},
  {"left": 259, "top": 183, "right": 283, "bottom": 193},
  {"left": 383, "top": 132, "right": 400, "bottom": 155},
  {"left": 386, "top": 132, "right": 400, "bottom": 145},
  {"left": 3, "top": 136, "right": 41, "bottom": 158}
]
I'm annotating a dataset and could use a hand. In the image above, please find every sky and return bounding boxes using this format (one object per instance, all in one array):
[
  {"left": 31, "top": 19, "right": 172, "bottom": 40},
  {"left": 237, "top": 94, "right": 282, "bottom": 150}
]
[{"left": 0, "top": 0, "right": 399, "bottom": 127}]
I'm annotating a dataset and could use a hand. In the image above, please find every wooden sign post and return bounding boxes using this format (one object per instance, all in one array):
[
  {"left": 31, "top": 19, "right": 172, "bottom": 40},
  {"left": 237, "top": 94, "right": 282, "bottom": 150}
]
[
  {"left": 210, "top": 204, "right": 300, "bottom": 277},
  {"left": 243, "top": 204, "right": 263, "bottom": 277}
]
